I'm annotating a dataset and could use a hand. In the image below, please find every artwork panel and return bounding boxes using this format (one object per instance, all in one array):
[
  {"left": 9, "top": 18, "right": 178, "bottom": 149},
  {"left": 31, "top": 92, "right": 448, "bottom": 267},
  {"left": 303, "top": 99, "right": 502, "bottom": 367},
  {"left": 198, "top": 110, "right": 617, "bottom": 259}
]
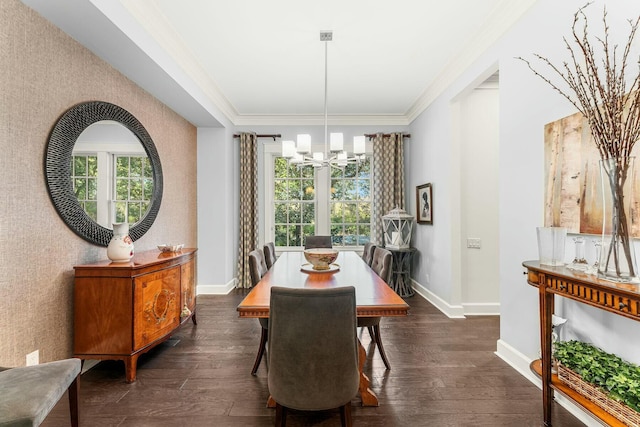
[{"left": 544, "top": 111, "right": 640, "bottom": 237}]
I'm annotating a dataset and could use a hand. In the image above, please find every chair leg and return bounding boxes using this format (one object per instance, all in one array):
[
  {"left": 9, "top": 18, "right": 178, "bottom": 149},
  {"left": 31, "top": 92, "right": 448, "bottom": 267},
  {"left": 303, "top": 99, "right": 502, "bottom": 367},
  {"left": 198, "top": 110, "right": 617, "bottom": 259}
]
[
  {"left": 68, "top": 374, "right": 80, "bottom": 427},
  {"left": 366, "top": 326, "right": 375, "bottom": 342},
  {"left": 340, "top": 403, "right": 352, "bottom": 427},
  {"left": 275, "top": 403, "right": 287, "bottom": 427},
  {"left": 372, "top": 325, "right": 391, "bottom": 370},
  {"left": 251, "top": 327, "right": 268, "bottom": 376}
]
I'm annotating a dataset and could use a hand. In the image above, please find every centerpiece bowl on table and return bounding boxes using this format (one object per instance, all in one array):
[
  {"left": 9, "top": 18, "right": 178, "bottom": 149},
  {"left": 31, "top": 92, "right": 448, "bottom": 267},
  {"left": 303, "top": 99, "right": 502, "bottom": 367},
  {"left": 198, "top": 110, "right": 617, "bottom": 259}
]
[{"left": 303, "top": 248, "right": 339, "bottom": 271}]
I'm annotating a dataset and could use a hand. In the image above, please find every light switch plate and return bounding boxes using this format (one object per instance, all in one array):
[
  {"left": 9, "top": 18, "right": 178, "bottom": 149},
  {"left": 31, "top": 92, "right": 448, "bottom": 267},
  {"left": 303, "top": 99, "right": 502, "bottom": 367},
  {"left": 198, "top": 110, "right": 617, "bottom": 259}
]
[{"left": 467, "top": 238, "right": 481, "bottom": 249}]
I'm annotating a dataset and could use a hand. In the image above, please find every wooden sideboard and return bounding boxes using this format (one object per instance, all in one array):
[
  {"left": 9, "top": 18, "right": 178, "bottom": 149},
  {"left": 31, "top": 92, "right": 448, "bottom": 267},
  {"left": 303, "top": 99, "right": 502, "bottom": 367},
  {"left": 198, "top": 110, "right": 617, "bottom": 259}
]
[
  {"left": 523, "top": 260, "right": 640, "bottom": 427},
  {"left": 74, "top": 248, "right": 197, "bottom": 382}
]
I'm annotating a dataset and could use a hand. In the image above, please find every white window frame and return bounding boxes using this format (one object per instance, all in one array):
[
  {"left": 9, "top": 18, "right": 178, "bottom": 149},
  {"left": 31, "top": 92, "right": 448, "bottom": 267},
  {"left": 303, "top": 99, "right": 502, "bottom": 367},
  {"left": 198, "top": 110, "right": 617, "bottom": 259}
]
[
  {"left": 73, "top": 142, "right": 146, "bottom": 228},
  {"left": 263, "top": 142, "right": 373, "bottom": 251}
]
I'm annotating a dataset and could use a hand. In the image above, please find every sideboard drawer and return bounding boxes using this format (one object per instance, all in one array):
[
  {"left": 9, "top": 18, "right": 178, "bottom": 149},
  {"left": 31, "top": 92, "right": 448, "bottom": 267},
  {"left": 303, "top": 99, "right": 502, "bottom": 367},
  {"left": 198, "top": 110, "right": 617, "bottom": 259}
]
[{"left": 547, "top": 275, "right": 640, "bottom": 319}]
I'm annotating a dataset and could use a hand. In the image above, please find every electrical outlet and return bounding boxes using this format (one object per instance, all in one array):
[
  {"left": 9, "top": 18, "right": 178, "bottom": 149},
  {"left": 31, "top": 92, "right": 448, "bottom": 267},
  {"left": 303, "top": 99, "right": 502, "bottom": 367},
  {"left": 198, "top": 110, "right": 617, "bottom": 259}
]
[
  {"left": 26, "top": 350, "right": 39, "bottom": 366},
  {"left": 467, "top": 238, "right": 481, "bottom": 249},
  {"left": 425, "top": 273, "right": 430, "bottom": 283}
]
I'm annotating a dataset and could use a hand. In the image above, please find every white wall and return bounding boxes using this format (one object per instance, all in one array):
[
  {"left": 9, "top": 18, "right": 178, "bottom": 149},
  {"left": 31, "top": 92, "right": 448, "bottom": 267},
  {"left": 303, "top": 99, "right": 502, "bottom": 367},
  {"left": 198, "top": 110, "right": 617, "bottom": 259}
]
[
  {"left": 407, "top": 0, "right": 640, "bottom": 379},
  {"left": 197, "top": 126, "right": 239, "bottom": 294},
  {"left": 459, "top": 82, "right": 500, "bottom": 312}
]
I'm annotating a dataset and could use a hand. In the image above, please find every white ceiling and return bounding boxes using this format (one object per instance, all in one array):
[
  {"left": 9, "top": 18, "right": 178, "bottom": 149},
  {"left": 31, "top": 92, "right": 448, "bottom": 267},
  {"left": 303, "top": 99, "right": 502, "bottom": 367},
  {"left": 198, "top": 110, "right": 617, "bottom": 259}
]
[{"left": 22, "top": 0, "right": 535, "bottom": 127}]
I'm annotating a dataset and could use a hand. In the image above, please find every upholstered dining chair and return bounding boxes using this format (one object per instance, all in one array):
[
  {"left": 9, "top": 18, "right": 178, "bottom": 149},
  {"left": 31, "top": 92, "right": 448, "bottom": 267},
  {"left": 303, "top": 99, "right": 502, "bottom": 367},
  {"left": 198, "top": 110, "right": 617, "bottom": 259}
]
[
  {"left": 358, "top": 246, "right": 393, "bottom": 370},
  {"left": 248, "top": 248, "right": 269, "bottom": 375},
  {"left": 303, "top": 235, "right": 333, "bottom": 249},
  {"left": 263, "top": 242, "right": 277, "bottom": 269},
  {"left": 268, "top": 286, "right": 359, "bottom": 427},
  {"left": 361, "top": 242, "right": 376, "bottom": 266},
  {"left": 0, "top": 358, "right": 81, "bottom": 427}
]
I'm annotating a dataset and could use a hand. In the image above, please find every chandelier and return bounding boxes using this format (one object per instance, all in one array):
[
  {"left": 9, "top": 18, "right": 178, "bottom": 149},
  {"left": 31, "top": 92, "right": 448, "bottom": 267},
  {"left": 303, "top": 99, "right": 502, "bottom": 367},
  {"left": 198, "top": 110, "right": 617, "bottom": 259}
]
[{"left": 281, "top": 31, "right": 366, "bottom": 168}]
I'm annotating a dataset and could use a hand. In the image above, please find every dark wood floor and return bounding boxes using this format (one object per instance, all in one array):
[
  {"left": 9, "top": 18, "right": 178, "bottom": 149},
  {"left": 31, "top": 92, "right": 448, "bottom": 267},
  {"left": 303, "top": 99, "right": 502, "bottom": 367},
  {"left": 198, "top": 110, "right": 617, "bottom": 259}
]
[{"left": 42, "top": 290, "right": 585, "bottom": 426}]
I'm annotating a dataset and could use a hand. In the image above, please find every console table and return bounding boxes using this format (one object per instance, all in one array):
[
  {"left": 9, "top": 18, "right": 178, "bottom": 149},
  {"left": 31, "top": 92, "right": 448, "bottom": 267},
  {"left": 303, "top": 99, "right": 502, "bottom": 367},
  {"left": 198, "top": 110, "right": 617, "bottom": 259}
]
[
  {"left": 74, "top": 248, "right": 197, "bottom": 382},
  {"left": 523, "top": 261, "right": 640, "bottom": 426},
  {"left": 386, "top": 247, "right": 416, "bottom": 297}
]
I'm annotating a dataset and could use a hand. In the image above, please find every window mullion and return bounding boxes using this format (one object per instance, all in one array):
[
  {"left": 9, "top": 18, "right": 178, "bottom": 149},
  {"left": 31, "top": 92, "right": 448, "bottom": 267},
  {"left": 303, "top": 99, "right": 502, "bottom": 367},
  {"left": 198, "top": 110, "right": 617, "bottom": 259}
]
[{"left": 315, "top": 166, "right": 330, "bottom": 235}]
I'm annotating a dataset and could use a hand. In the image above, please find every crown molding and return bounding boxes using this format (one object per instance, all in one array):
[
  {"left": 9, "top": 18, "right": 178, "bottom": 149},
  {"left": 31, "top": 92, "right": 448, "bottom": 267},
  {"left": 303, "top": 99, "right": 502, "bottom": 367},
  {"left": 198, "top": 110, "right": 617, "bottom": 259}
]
[
  {"left": 233, "top": 114, "right": 410, "bottom": 127},
  {"left": 405, "top": 0, "right": 536, "bottom": 123}
]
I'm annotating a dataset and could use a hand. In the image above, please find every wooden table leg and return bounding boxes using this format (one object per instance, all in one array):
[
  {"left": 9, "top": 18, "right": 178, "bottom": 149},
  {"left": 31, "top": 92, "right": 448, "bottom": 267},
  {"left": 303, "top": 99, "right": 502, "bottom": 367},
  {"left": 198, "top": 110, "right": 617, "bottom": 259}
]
[
  {"left": 358, "top": 339, "right": 378, "bottom": 406},
  {"left": 540, "top": 277, "right": 554, "bottom": 426}
]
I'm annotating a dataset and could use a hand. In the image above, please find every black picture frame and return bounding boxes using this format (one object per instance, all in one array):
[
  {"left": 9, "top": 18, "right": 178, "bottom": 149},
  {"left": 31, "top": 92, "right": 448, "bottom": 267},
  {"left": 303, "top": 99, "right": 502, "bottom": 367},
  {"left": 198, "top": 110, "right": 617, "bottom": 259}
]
[{"left": 416, "top": 183, "right": 432, "bottom": 224}]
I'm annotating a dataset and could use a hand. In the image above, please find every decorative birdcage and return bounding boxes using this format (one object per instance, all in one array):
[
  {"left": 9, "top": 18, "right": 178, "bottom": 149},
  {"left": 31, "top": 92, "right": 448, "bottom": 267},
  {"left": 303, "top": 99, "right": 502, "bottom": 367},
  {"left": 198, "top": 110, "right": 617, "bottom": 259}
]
[{"left": 382, "top": 207, "right": 414, "bottom": 249}]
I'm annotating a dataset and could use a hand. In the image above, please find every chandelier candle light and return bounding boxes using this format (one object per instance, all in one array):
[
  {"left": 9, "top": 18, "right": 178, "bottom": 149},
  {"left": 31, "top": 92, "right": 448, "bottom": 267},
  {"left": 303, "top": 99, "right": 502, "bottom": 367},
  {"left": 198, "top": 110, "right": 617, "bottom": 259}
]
[{"left": 282, "top": 31, "right": 366, "bottom": 168}]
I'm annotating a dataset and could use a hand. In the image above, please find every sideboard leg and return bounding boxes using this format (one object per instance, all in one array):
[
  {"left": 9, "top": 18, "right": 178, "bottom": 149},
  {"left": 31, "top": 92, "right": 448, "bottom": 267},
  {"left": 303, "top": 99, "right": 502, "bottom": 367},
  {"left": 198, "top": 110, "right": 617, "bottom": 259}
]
[{"left": 124, "top": 355, "right": 139, "bottom": 383}]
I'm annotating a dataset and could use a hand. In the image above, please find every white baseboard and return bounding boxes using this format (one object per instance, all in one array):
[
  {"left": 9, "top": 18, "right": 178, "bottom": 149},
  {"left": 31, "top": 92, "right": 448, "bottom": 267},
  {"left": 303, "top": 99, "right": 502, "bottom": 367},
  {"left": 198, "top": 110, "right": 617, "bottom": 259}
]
[
  {"left": 197, "top": 278, "right": 237, "bottom": 295},
  {"left": 411, "top": 279, "right": 465, "bottom": 318},
  {"left": 495, "top": 339, "right": 601, "bottom": 427},
  {"left": 462, "top": 302, "right": 500, "bottom": 316}
]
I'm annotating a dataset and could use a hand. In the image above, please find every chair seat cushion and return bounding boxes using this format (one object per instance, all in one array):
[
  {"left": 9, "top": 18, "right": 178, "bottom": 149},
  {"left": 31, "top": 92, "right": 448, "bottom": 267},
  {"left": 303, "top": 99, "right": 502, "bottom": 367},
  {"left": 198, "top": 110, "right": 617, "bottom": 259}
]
[{"left": 0, "top": 359, "right": 81, "bottom": 426}]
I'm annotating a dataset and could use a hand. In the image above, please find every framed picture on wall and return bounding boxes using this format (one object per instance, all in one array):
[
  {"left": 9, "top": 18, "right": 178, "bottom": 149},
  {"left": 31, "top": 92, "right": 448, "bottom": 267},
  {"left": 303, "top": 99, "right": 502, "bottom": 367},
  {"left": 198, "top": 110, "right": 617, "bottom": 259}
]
[{"left": 416, "top": 183, "right": 432, "bottom": 224}]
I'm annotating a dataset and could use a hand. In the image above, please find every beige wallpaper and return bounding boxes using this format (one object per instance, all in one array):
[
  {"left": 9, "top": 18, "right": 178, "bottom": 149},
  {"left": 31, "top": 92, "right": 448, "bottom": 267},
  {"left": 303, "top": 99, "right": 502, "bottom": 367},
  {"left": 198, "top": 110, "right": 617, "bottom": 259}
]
[{"left": 0, "top": 1, "right": 197, "bottom": 366}]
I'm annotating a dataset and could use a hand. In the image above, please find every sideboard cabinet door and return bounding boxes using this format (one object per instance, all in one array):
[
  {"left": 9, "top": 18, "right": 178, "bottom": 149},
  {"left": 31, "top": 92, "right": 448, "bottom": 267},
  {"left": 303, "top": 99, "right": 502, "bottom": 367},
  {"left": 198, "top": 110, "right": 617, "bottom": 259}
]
[{"left": 134, "top": 266, "right": 181, "bottom": 349}]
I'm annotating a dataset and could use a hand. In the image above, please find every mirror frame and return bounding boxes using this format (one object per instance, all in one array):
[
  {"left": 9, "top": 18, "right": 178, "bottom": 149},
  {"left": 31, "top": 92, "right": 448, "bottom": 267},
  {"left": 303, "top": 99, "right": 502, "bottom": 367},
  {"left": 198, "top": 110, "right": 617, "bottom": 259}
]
[{"left": 46, "top": 101, "right": 163, "bottom": 246}]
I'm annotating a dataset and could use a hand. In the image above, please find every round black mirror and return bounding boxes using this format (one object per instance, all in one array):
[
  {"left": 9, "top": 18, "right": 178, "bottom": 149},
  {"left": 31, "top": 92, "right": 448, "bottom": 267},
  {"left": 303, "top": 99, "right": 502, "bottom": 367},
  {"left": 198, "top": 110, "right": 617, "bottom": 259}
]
[{"left": 45, "top": 101, "right": 163, "bottom": 246}]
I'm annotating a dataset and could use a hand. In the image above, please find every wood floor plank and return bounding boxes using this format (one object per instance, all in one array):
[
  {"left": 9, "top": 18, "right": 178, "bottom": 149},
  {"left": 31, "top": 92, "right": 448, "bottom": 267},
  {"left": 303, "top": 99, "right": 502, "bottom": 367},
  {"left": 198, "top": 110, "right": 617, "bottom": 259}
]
[{"left": 40, "top": 290, "right": 586, "bottom": 426}]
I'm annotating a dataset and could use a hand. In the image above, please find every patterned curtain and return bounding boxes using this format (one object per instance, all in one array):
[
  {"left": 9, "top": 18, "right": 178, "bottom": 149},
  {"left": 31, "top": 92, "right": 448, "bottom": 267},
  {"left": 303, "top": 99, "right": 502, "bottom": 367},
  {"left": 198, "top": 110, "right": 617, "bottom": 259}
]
[
  {"left": 372, "top": 132, "right": 405, "bottom": 245},
  {"left": 237, "top": 132, "right": 259, "bottom": 288}
]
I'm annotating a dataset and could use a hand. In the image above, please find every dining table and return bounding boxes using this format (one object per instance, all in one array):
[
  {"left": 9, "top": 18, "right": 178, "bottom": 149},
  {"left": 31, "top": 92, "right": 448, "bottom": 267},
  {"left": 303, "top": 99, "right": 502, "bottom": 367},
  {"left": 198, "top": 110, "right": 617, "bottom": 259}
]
[{"left": 237, "top": 250, "right": 410, "bottom": 407}]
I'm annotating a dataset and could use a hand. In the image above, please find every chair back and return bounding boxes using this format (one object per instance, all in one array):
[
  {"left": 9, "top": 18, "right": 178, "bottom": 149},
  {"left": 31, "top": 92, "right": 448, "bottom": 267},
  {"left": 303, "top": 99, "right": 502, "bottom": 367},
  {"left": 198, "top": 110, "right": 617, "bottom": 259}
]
[
  {"left": 263, "top": 242, "right": 277, "bottom": 269},
  {"left": 268, "top": 286, "right": 359, "bottom": 411},
  {"left": 304, "top": 235, "right": 332, "bottom": 249},
  {"left": 362, "top": 242, "right": 376, "bottom": 266},
  {"left": 371, "top": 247, "right": 393, "bottom": 283},
  {"left": 248, "top": 249, "right": 268, "bottom": 287}
]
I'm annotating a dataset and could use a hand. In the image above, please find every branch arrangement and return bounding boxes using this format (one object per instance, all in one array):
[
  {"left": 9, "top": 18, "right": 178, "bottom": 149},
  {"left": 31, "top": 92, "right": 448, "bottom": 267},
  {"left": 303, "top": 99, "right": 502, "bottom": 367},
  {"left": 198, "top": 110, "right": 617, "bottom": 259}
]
[
  {"left": 519, "top": 3, "right": 640, "bottom": 279},
  {"left": 518, "top": 2, "right": 640, "bottom": 166}
]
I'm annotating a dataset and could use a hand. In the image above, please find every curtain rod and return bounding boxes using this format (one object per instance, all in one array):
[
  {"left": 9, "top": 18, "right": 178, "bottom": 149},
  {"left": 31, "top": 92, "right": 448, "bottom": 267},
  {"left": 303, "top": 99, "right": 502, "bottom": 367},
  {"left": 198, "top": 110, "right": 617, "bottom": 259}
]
[
  {"left": 364, "top": 133, "right": 411, "bottom": 139},
  {"left": 233, "top": 133, "right": 281, "bottom": 141}
]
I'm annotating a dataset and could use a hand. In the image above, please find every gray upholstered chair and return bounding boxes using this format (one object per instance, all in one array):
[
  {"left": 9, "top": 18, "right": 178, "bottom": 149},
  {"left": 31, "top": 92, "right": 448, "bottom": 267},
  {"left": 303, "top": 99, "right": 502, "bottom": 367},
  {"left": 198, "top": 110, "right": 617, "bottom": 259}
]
[
  {"left": 0, "top": 358, "right": 81, "bottom": 427},
  {"left": 248, "top": 249, "right": 270, "bottom": 375},
  {"left": 358, "top": 246, "right": 393, "bottom": 370},
  {"left": 263, "top": 242, "right": 277, "bottom": 269},
  {"left": 361, "top": 242, "right": 376, "bottom": 266},
  {"left": 303, "top": 235, "right": 332, "bottom": 249},
  {"left": 268, "top": 286, "right": 359, "bottom": 427}
]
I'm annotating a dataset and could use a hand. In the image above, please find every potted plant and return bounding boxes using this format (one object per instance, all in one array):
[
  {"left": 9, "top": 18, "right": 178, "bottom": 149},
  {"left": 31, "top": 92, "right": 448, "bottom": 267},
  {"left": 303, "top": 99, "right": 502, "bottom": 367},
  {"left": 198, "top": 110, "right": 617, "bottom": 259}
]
[
  {"left": 554, "top": 340, "right": 640, "bottom": 418},
  {"left": 519, "top": 4, "right": 640, "bottom": 282}
]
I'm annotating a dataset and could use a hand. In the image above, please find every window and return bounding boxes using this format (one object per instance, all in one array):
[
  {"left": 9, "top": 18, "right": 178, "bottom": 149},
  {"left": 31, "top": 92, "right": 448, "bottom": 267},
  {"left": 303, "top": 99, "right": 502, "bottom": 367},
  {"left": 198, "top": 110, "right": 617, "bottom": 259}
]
[
  {"left": 330, "top": 158, "right": 372, "bottom": 246},
  {"left": 71, "top": 153, "right": 151, "bottom": 227},
  {"left": 266, "top": 150, "right": 373, "bottom": 249},
  {"left": 71, "top": 120, "right": 151, "bottom": 229},
  {"left": 273, "top": 157, "right": 316, "bottom": 246},
  {"left": 114, "top": 155, "right": 153, "bottom": 224},
  {"left": 72, "top": 155, "right": 98, "bottom": 221}
]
